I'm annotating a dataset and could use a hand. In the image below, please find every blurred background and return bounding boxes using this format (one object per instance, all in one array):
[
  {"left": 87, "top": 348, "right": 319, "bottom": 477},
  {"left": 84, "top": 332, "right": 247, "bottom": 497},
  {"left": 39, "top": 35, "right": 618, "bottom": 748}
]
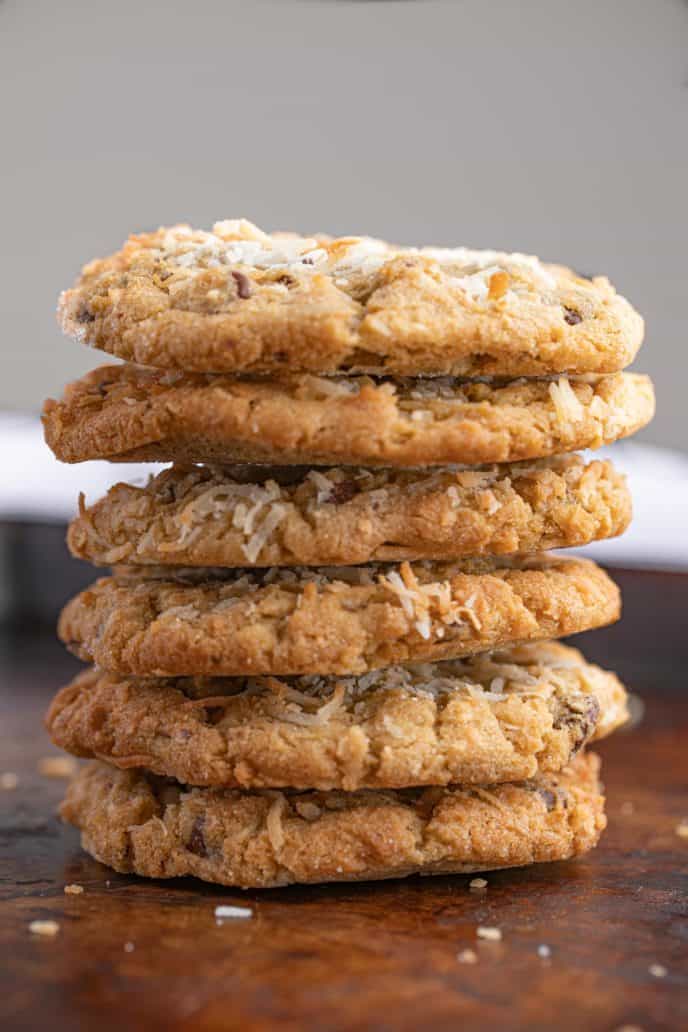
[{"left": 1, "top": 0, "right": 687, "bottom": 624}]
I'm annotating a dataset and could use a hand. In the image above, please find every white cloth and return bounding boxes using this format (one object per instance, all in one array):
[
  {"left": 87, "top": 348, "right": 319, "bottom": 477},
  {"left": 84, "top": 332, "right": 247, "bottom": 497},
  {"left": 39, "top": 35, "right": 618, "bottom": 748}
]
[{"left": 2, "top": 413, "right": 687, "bottom": 570}]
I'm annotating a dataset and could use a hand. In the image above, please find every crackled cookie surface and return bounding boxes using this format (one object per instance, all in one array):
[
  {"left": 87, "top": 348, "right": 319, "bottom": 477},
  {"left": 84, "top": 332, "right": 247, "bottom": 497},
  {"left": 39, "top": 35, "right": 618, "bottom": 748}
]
[
  {"left": 67, "top": 456, "right": 631, "bottom": 568},
  {"left": 58, "top": 556, "right": 620, "bottom": 676},
  {"left": 59, "top": 752, "right": 606, "bottom": 888},
  {"left": 47, "top": 642, "right": 627, "bottom": 791},
  {"left": 42, "top": 364, "right": 655, "bottom": 468},
  {"left": 57, "top": 220, "right": 643, "bottom": 377}
]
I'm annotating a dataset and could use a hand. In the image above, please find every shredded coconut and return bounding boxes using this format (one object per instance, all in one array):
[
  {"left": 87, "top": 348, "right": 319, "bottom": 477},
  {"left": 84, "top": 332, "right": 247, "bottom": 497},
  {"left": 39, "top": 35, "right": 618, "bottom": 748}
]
[
  {"left": 160, "top": 222, "right": 558, "bottom": 298},
  {"left": 549, "top": 377, "right": 584, "bottom": 424},
  {"left": 241, "top": 503, "right": 287, "bottom": 563},
  {"left": 307, "top": 470, "right": 336, "bottom": 505},
  {"left": 266, "top": 798, "right": 286, "bottom": 852}
]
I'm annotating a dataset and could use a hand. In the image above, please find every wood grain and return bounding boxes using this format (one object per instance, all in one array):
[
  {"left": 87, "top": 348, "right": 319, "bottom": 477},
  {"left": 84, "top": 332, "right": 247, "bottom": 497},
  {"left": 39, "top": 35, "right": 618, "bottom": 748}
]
[{"left": 1, "top": 569, "right": 686, "bottom": 1032}]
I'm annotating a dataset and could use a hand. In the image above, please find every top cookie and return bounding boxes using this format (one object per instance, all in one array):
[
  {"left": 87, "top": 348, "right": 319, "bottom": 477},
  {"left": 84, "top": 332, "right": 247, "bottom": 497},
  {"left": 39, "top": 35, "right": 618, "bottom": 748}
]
[{"left": 57, "top": 219, "right": 643, "bottom": 377}]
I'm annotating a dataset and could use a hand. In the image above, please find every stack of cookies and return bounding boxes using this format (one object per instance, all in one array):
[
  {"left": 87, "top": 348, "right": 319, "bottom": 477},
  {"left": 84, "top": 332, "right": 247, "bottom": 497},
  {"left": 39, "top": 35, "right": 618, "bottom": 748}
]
[{"left": 42, "top": 219, "right": 654, "bottom": 889}]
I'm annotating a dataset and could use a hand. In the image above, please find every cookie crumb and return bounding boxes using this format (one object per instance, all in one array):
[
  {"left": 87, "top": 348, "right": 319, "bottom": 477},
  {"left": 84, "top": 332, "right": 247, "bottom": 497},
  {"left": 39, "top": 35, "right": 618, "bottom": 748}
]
[
  {"left": 615, "top": 1026, "right": 644, "bottom": 1032},
  {"left": 649, "top": 963, "right": 667, "bottom": 978},
  {"left": 620, "top": 801, "right": 635, "bottom": 816},
  {"left": 123, "top": 942, "right": 135, "bottom": 953},
  {"left": 215, "top": 904, "right": 252, "bottom": 921},
  {"left": 675, "top": 820, "right": 688, "bottom": 839},
  {"left": 38, "top": 756, "right": 77, "bottom": 779},
  {"left": 476, "top": 925, "right": 502, "bottom": 942},
  {"left": 0, "top": 772, "right": 18, "bottom": 790},
  {"left": 469, "top": 877, "right": 488, "bottom": 890},
  {"left": 537, "top": 944, "right": 551, "bottom": 959},
  {"left": 64, "top": 884, "right": 83, "bottom": 895},
  {"left": 457, "top": 948, "right": 478, "bottom": 964},
  {"left": 29, "top": 920, "right": 60, "bottom": 937}
]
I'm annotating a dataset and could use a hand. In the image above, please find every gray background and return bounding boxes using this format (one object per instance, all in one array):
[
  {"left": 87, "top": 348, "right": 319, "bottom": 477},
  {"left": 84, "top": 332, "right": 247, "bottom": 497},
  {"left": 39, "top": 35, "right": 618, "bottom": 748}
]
[{"left": 1, "top": 0, "right": 686, "bottom": 450}]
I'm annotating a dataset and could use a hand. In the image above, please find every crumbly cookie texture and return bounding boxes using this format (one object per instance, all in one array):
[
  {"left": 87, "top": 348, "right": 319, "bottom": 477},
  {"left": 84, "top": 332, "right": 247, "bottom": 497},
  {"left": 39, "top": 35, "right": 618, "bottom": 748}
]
[
  {"left": 57, "top": 220, "right": 643, "bottom": 377},
  {"left": 42, "top": 364, "right": 655, "bottom": 468},
  {"left": 67, "top": 456, "right": 631, "bottom": 568},
  {"left": 59, "top": 752, "right": 606, "bottom": 888},
  {"left": 46, "top": 642, "right": 627, "bottom": 791},
  {"left": 57, "top": 556, "right": 620, "bottom": 676}
]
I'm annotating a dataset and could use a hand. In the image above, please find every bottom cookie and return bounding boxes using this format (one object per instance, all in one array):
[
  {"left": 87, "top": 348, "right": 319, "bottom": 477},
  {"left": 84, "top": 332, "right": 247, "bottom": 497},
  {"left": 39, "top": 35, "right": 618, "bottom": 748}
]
[{"left": 60, "top": 753, "right": 605, "bottom": 889}]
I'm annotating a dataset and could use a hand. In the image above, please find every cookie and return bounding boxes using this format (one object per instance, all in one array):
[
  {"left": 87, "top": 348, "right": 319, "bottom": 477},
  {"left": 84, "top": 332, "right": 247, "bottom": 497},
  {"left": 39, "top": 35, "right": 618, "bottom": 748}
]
[
  {"left": 59, "top": 751, "right": 605, "bottom": 888},
  {"left": 47, "top": 642, "right": 627, "bottom": 791},
  {"left": 42, "top": 364, "right": 655, "bottom": 468},
  {"left": 67, "top": 456, "right": 631, "bottom": 568},
  {"left": 57, "top": 556, "right": 620, "bottom": 676},
  {"left": 57, "top": 219, "right": 643, "bottom": 377}
]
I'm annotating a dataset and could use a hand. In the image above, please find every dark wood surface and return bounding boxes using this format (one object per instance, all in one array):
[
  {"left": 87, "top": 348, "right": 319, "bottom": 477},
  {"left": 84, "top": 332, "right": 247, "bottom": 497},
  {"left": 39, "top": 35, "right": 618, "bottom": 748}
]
[{"left": 1, "top": 568, "right": 687, "bottom": 1032}]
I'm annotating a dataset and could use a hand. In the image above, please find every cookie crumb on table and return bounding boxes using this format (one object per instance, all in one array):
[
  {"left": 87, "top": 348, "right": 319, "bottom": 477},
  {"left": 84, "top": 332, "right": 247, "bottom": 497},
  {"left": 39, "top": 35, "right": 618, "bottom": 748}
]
[
  {"left": 537, "top": 944, "right": 551, "bottom": 959},
  {"left": 64, "top": 884, "right": 84, "bottom": 895},
  {"left": 215, "top": 905, "right": 253, "bottom": 920},
  {"left": 476, "top": 926, "right": 502, "bottom": 942},
  {"left": 675, "top": 820, "right": 688, "bottom": 839},
  {"left": 648, "top": 963, "right": 667, "bottom": 978},
  {"left": 469, "top": 878, "right": 488, "bottom": 890},
  {"left": 29, "top": 920, "right": 60, "bottom": 937},
  {"left": 457, "top": 948, "right": 478, "bottom": 964},
  {"left": 38, "top": 756, "right": 77, "bottom": 779},
  {"left": 0, "top": 772, "right": 19, "bottom": 790}
]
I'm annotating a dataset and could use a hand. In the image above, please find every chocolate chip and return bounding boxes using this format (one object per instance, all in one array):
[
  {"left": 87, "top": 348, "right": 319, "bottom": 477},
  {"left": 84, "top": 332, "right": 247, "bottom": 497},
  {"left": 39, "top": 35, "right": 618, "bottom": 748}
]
[
  {"left": 539, "top": 789, "right": 557, "bottom": 812},
  {"left": 231, "top": 270, "right": 252, "bottom": 299},
  {"left": 301, "top": 257, "right": 314, "bottom": 265},
  {"left": 187, "top": 816, "right": 207, "bottom": 857},
  {"left": 275, "top": 274, "right": 296, "bottom": 288},
  {"left": 156, "top": 480, "right": 177, "bottom": 504},
  {"left": 203, "top": 705, "right": 226, "bottom": 726},
  {"left": 327, "top": 480, "right": 358, "bottom": 505},
  {"left": 553, "top": 697, "right": 600, "bottom": 753},
  {"left": 563, "top": 306, "right": 582, "bottom": 326},
  {"left": 76, "top": 305, "right": 95, "bottom": 324}
]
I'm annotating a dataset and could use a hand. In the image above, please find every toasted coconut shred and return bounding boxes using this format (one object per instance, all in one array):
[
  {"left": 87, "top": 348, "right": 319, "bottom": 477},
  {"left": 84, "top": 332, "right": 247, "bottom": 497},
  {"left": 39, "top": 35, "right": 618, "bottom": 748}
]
[
  {"left": 266, "top": 797, "right": 286, "bottom": 852},
  {"left": 209, "top": 648, "right": 594, "bottom": 732},
  {"left": 549, "top": 377, "right": 584, "bottom": 425},
  {"left": 152, "top": 478, "right": 289, "bottom": 563},
  {"left": 380, "top": 561, "right": 482, "bottom": 640}
]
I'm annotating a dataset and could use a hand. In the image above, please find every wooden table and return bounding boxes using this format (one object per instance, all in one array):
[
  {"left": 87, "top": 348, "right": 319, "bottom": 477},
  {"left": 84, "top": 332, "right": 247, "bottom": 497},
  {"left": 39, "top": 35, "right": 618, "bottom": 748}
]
[{"left": 1, "top": 569, "right": 686, "bottom": 1032}]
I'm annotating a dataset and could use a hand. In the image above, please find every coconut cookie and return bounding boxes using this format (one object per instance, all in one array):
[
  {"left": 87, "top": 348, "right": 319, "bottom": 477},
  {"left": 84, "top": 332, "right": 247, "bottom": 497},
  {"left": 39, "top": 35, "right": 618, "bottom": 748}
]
[
  {"left": 57, "top": 556, "right": 620, "bottom": 677},
  {"left": 57, "top": 219, "right": 643, "bottom": 377},
  {"left": 47, "top": 642, "right": 627, "bottom": 791},
  {"left": 59, "top": 751, "right": 605, "bottom": 888},
  {"left": 42, "top": 364, "right": 655, "bottom": 468},
  {"left": 67, "top": 456, "right": 631, "bottom": 568}
]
